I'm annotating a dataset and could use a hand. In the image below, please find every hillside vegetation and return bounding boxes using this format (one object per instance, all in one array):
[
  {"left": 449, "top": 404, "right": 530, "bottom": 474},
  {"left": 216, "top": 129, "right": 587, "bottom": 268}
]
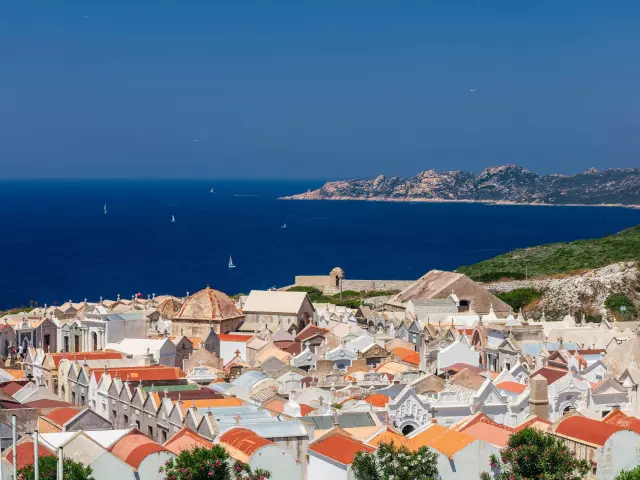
[
  {"left": 457, "top": 224, "right": 640, "bottom": 281},
  {"left": 286, "top": 286, "right": 399, "bottom": 309}
]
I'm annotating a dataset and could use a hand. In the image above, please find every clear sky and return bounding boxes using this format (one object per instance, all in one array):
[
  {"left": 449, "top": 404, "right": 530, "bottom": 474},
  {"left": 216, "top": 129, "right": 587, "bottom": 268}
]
[{"left": 1, "top": 1, "right": 639, "bottom": 179}]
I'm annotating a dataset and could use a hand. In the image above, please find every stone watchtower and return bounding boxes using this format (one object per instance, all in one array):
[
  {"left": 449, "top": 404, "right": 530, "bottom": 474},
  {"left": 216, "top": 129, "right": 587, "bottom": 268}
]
[{"left": 329, "top": 267, "right": 344, "bottom": 289}]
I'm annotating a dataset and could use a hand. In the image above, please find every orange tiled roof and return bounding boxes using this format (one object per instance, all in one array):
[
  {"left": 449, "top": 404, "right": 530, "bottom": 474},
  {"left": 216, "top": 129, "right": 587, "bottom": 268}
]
[
  {"left": 392, "top": 347, "right": 420, "bottom": 365},
  {"left": 110, "top": 433, "right": 170, "bottom": 470},
  {"left": 42, "top": 407, "right": 83, "bottom": 427},
  {"left": 367, "top": 427, "right": 411, "bottom": 448},
  {"left": 263, "top": 398, "right": 315, "bottom": 417},
  {"left": 429, "top": 429, "right": 476, "bottom": 458},
  {"left": 219, "top": 427, "right": 273, "bottom": 462},
  {"left": 461, "top": 421, "right": 512, "bottom": 448},
  {"left": 7, "top": 370, "right": 26, "bottom": 380},
  {"left": 177, "top": 397, "right": 243, "bottom": 414},
  {"left": 5, "top": 441, "right": 55, "bottom": 469},
  {"left": 92, "top": 365, "right": 185, "bottom": 383},
  {"left": 164, "top": 427, "right": 212, "bottom": 455},
  {"left": 602, "top": 409, "right": 640, "bottom": 434},
  {"left": 51, "top": 351, "right": 124, "bottom": 368},
  {"left": 555, "top": 416, "right": 623, "bottom": 446},
  {"left": 495, "top": 381, "right": 526, "bottom": 394},
  {"left": 410, "top": 424, "right": 449, "bottom": 448},
  {"left": 530, "top": 367, "right": 568, "bottom": 385},
  {"left": 217, "top": 334, "right": 254, "bottom": 342},
  {"left": 310, "top": 432, "right": 375, "bottom": 465},
  {"left": 364, "top": 394, "right": 390, "bottom": 408},
  {"left": 513, "top": 416, "right": 552, "bottom": 433},
  {"left": 295, "top": 325, "right": 329, "bottom": 342}
]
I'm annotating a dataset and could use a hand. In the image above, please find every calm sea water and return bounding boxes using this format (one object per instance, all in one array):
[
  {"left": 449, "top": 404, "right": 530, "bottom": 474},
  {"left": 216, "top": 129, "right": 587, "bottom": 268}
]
[{"left": 0, "top": 180, "right": 639, "bottom": 309}]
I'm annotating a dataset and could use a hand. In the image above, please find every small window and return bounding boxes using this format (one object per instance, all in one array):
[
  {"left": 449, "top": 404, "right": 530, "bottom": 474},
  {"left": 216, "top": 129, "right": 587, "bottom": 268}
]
[
  {"left": 162, "top": 430, "right": 167, "bottom": 442},
  {"left": 135, "top": 420, "right": 140, "bottom": 429},
  {"left": 148, "top": 426, "right": 153, "bottom": 438},
  {"left": 124, "top": 415, "right": 129, "bottom": 425}
]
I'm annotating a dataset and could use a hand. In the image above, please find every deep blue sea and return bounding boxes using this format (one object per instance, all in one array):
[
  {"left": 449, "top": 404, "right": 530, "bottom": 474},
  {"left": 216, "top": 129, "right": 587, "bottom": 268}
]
[{"left": 1, "top": 180, "right": 639, "bottom": 309}]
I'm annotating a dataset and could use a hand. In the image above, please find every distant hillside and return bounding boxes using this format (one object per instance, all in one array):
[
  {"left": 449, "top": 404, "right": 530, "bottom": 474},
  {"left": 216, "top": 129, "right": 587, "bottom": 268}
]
[
  {"left": 281, "top": 165, "right": 640, "bottom": 206},
  {"left": 457, "top": 225, "right": 640, "bottom": 281}
]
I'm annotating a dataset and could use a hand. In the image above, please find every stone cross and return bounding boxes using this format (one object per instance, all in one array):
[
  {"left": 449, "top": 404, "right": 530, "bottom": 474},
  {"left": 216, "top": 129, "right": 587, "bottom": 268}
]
[
  {"left": 234, "top": 349, "right": 241, "bottom": 357},
  {"left": 234, "top": 414, "right": 242, "bottom": 425}
]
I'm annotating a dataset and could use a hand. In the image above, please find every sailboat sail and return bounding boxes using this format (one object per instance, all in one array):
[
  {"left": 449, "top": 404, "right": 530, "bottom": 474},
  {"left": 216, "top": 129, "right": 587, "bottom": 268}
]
[
  {"left": 104, "top": 204, "right": 107, "bottom": 215},
  {"left": 171, "top": 215, "right": 175, "bottom": 223},
  {"left": 228, "top": 255, "right": 235, "bottom": 268}
]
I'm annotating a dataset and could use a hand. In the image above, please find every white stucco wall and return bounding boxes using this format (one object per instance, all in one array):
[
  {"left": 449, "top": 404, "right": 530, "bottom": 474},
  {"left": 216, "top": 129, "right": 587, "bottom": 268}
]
[
  {"left": 105, "top": 318, "right": 146, "bottom": 344},
  {"left": 437, "top": 340, "right": 479, "bottom": 373},
  {"left": 90, "top": 452, "right": 134, "bottom": 480},
  {"left": 219, "top": 341, "right": 248, "bottom": 364},
  {"left": 158, "top": 342, "right": 177, "bottom": 367},
  {"left": 138, "top": 451, "right": 176, "bottom": 480},
  {"left": 436, "top": 440, "right": 499, "bottom": 480},
  {"left": 597, "top": 430, "right": 640, "bottom": 480},
  {"left": 249, "top": 445, "right": 300, "bottom": 480},
  {"left": 308, "top": 454, "right": 349, "bottom": 480}
]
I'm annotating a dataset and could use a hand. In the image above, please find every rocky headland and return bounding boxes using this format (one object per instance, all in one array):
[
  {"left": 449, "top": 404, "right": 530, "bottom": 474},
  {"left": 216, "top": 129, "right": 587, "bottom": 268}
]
[{"left": 282, "top": 165, "right": 640, "bottom": 206}]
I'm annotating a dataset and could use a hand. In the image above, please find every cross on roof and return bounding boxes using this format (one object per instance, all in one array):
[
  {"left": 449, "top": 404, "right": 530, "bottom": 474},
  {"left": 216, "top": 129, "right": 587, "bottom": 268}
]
[{"left": 234, "top": 413, "right": 242, "bottom": 425}]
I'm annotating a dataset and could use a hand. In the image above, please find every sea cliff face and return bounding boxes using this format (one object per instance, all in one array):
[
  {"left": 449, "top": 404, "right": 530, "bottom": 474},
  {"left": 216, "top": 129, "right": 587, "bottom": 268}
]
[{"left": 282, "top": 165, "right": 640, "bottom": 206}]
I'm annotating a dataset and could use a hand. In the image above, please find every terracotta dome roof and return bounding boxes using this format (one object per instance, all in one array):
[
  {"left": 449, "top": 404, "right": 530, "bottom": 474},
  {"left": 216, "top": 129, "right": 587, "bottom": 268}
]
[
  {"left": 156, "top": 297, "right": 183, "bottom": 319},
  {"left": 175, "top": 287, "right": 242, "bottom": 321},
  {"left": 331, "top": 267, "right": 344, "bottom": 276}
]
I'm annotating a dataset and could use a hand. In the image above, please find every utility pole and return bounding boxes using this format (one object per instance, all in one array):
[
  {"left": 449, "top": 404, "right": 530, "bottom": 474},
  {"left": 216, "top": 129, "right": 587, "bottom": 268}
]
[
  {"left": 12, "top": 415, "right": 17, "bottom": 480},
  {"left": 340, "top": 277, "right": 343, "bottom": 301},
  {"left": 34, "top": 430, "right": 39, "bottom": 480}
]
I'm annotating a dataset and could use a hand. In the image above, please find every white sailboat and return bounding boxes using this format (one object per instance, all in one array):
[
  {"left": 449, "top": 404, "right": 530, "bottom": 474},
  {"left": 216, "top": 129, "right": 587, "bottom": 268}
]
[
  {"left": 228, "top": 255, "right": 236, "bottom": 268},
  {"left": 210, "top": 188, "right": 215, "bottom": 193},
  {"left": 103, "top": 204, "right": 108, "bottom": 215},
  {"left": 171, "top": 215, "right": 176, "bottom": 224},
  {"left": 281, "top": 223, "right": 287, "bottom": 229}
]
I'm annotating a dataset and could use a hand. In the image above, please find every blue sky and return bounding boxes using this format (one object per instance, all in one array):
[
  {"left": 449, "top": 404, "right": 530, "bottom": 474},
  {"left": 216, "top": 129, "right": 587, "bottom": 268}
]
[{"left": 1, "top": 1, "right": 638, "bottom": 179}]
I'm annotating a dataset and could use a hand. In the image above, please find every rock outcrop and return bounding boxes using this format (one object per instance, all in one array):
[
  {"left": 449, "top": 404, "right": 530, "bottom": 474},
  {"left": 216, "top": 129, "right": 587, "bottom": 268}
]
[
  {"left": 282, "top": 165, "right": 640, "bottom": 206},
  {"left": 483, "top": 262, "right": 640, "bottom": 318}
]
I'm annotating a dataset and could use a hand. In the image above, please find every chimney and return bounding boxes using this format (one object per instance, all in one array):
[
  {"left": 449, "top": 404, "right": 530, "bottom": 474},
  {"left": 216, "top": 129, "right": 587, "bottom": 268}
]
[{"left": 529, "top": 376, "right": 550, "bottom": 420}]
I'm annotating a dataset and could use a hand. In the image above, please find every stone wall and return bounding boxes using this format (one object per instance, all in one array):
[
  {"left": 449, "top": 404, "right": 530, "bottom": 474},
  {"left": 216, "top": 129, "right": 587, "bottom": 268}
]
[{"left": 340, "top": 279, "right": 414, "bottom": 292}]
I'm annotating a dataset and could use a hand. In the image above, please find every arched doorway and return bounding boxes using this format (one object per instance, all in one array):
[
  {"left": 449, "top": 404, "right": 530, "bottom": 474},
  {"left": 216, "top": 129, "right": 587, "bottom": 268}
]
[
  {"left": 92, "top": 332, "right": 98, "bottom": 351},
  {"left": 401, "top": 424, "right": 415, "bottom": 436}
]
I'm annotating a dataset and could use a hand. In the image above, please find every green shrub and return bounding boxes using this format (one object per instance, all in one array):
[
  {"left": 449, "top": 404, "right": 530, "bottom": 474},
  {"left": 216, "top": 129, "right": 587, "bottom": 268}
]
[
  {"left": 160, "top": 445, "right": 271, "bottom": 480},
  {"left": 18, "top": 456, "right": 93, "bottom": 480},
  {"left": 352, "top": 442, "right": 438, "bottom": 480},
  {"left": 616, "top": 465, "right": 640, "bottom": 479},
  {"left": 481, "top": 427, "right": 590, "bottom": 480},
  {"left": 495, "top": 288, "right": 543, "bottom": 311},
  {"left": 458, "top": 224, "right": 640, "bottom": 280},
  {"left": 604, "top": 293, "right": 637, "bottom": 319}
]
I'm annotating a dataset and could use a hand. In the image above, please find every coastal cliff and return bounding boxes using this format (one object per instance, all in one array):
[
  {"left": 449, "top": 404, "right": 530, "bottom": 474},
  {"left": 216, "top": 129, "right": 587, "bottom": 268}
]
[{"left": 281, "top": 165, "right": 640, "bottom": 206}]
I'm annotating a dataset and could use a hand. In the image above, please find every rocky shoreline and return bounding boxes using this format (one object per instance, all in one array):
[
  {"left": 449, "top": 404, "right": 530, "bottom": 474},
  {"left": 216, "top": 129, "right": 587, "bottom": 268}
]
[
  {"left": 280, "top": 195, "right": 640, "bottom": 209},
  {"left": 281, "top": 165, "right": 640, "bottom": 207}
]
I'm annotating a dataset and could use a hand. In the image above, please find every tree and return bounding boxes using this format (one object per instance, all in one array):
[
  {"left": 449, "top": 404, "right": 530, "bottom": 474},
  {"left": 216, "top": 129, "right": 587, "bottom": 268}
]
[
  {"left": 616, "top": 465, "right": 640, "bottom": 480},
  {"left": 352, "top": 442, "right": 439, "bottom": 480},
  {"left": 232, "top": 460, "right": 271, "bottom": 480},
  {"left": 18, "top": 456, "right": 93, "bottom": 480},
  {"left": 480, "top": 427, "right": 590, "bottom": 480},
  {"left": 160, "top": 446, "right": 271, "bottom": 480},
  {"left": 604, "top": 293, "right": 637, "bottom": 320}
]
